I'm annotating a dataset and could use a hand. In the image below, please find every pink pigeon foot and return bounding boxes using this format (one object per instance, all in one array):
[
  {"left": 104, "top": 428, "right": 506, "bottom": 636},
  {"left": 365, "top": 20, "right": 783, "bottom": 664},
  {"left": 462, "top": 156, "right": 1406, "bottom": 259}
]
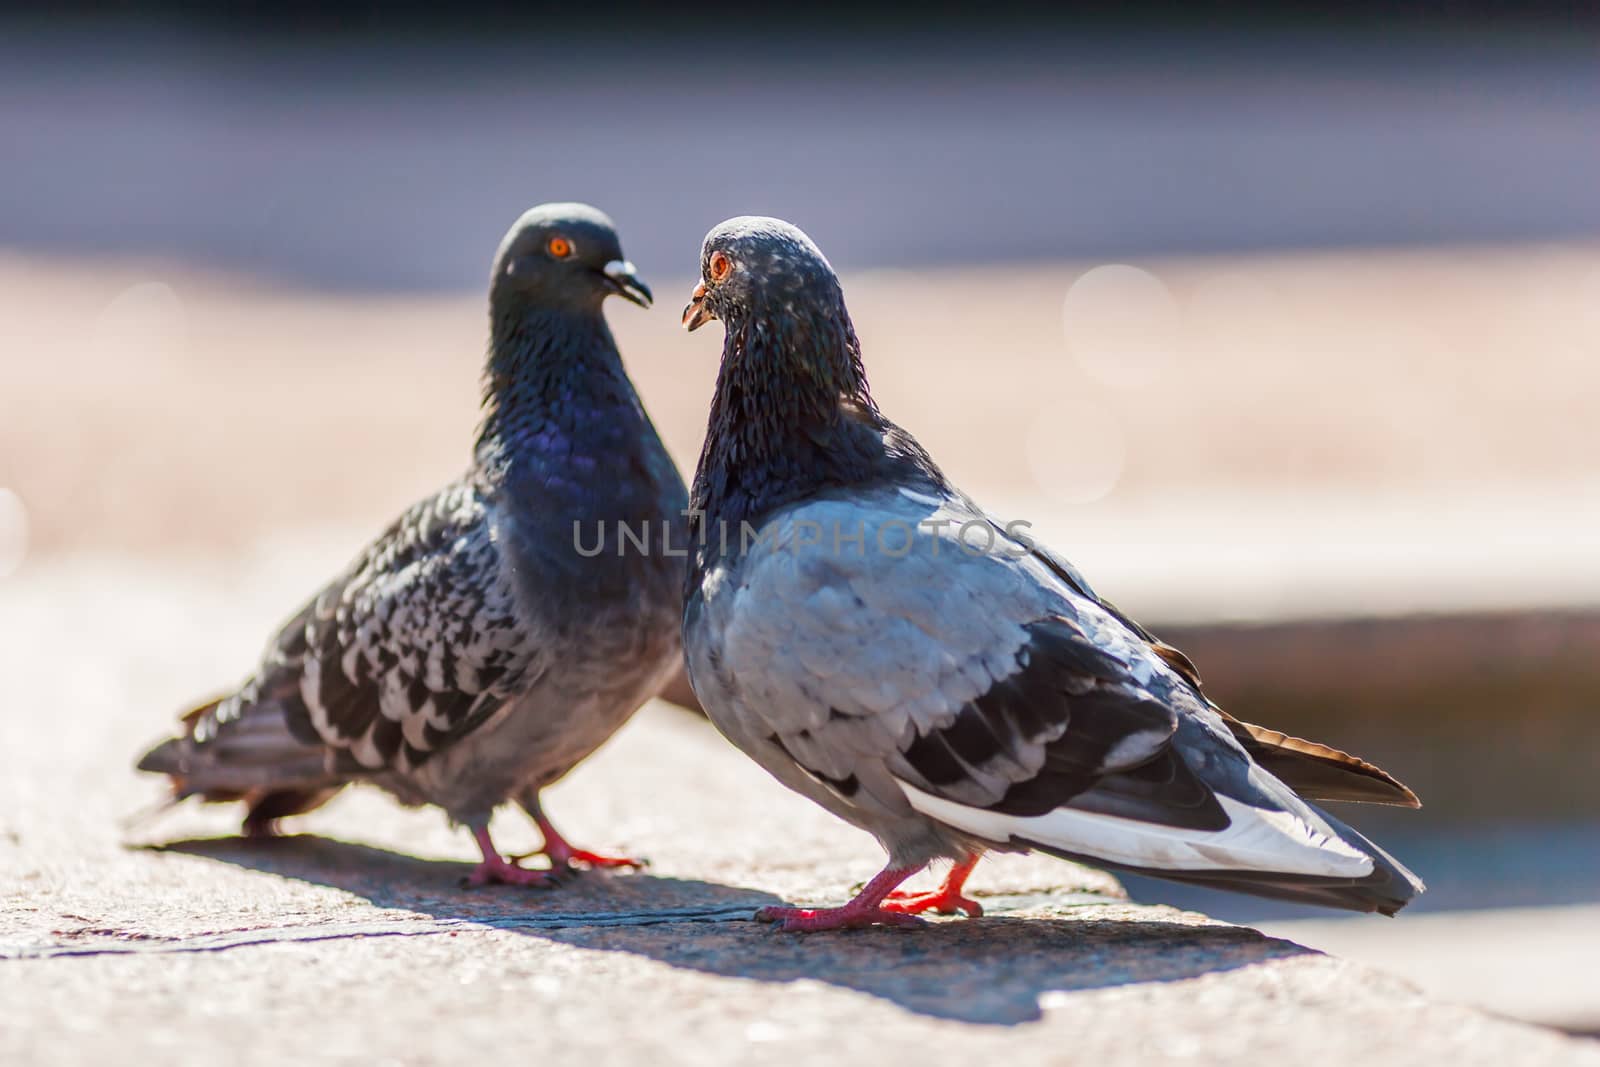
[
  {"left": 755, "top": 865, "right": 928, "bottom": 932},
  {"left": 463, "top": 825, "right": 561, "bottom": 888},
  {"left": 516, "top": 798, "right": 648, "bottom": 871},
  {"left": 552, "top": 845, "right": 646, "bottom": 869},
  {"left": 882, "top": 855, "right": 984, "bottom": 917}
]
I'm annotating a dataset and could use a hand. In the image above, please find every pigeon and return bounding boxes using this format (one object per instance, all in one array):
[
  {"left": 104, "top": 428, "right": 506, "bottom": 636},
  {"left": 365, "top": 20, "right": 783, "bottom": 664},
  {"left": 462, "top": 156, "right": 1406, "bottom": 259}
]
[
  {"left": 679, "top": 216, "right": 1424, "bottom": 931},
  {"left": 139, "top": 203, "right": 689, "bottom": 887}
]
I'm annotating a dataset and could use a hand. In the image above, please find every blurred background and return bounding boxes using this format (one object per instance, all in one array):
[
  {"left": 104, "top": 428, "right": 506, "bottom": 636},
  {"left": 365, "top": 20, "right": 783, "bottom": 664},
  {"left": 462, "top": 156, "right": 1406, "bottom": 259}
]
[{"left": 1, "top": 3, "right": 1596, "bottom": 1039}]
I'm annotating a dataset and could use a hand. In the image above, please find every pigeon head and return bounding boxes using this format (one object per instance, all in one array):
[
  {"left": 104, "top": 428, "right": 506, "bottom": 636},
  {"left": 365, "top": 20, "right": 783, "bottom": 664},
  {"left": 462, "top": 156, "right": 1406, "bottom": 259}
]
[
  {"left": 682, "top": 216, "right": 868, "bottom": 411},
  {"left": 477, "top": 203, "right": 654, "bottom": 467},
  {"left": 491, "top": 202, "right": 651, "bottom": 313},
  {"left": 684, "top": 216, "right": 869, "bottom": 411},
  {"left": 682, "top": 216, "right": 844, "bottom": 335},
  {"left": 684, "top": 217, "right": 947, "bottom": 537}
]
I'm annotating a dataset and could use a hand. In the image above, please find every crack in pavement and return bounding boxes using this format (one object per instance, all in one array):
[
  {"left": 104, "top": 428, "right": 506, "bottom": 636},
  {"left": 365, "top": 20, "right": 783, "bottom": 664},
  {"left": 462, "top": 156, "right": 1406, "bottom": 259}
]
[
  {"left": 0, "top": 903, "right": 764, "bottom": 960},
  {"left": 2, "top": 892, "right": 1125, "bottom": 961}
]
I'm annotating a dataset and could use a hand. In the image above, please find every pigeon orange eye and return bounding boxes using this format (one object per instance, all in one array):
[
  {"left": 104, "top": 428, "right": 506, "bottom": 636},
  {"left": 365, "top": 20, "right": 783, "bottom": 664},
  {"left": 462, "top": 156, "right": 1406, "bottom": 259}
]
[
  {"left": 547, "top": 236, "right": 574, "bottom": 259},
  {"left": 708, "top": 252, "right": 732, "bottom": 283}
]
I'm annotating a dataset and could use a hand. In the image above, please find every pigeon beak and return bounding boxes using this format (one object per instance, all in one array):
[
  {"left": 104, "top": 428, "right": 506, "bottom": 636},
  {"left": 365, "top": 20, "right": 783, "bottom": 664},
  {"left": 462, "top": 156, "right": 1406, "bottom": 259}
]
[
  {"left": 602, "top": 260, "right": 653, "bottom": 308},
  {"left": 682, "top": 281, "right": 716, "bottom": 331}
]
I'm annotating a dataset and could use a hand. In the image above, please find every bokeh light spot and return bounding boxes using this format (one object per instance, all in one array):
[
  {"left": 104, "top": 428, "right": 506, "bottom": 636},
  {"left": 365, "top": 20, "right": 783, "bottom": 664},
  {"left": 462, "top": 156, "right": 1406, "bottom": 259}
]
[{"left": 1063, "top": 264, "right": 1179, "bottom": 388}]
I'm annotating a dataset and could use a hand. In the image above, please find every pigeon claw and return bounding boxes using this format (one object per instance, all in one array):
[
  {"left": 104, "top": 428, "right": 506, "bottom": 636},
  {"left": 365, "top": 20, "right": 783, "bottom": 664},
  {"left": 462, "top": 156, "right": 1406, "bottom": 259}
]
[
  {"left": 754, "top": 903, "right": 928, "bottom": 933},
  {"left": 881, "top": 888, "right": 984, "bottom": 918},
  {"left": 880, "top": 855, "right": 984, "bottom": 917},
  {"left": 522, "top": 805, "right": 647, "bottom": 873},
  {"left": 509, "top": 846, "right": 648, "bottom": 872},
  {"left": 460, "top": 855, "right": 562, "bottom": 890},
  {"left": 464, "top": 825, "right": 566, "bottom": 889},
  {"left": 752, "top": 864, "right": 931, "bottom": 931},
  {"left": 559, "top": 848, "right": 650, "bottom": 871}
]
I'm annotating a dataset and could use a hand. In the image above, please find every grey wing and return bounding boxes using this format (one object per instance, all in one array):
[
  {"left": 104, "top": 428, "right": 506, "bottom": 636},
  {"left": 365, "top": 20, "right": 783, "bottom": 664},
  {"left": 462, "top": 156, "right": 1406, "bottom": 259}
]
[
  {"left": 143, "top": 481, "right": 546, "bottom": 794},
  {"left": 709, "top": 491, "right": 1405, "bottom": 892},
  {"left": 298, "top": 481, "right": 546, "bottom": 772},
  {"left": 711, "top": 493, "right": 1191, "bottom": 822}
]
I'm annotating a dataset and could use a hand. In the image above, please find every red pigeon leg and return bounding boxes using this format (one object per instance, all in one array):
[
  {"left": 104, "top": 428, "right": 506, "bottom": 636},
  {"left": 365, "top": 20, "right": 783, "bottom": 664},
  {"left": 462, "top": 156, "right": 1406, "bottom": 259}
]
[
  {"left": 882, "top": 854, "right": 984, "bottom": 917},
  {"left": 517, "top": 795, "right": 647, "bottom": 870},
  {"left": 755, "top": 865, "right": 928, "bottom": 932},
  {"left": 463, "top": 824, "right": 560, "bottom": 888}
]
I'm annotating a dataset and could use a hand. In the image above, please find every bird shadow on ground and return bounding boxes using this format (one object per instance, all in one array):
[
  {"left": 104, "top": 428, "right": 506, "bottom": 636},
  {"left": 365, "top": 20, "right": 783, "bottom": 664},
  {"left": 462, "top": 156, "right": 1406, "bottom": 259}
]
[
  {"left": 154, "top": 834, "right": 776, "bottom": 919},
  {"left": 159, "top": 834, "right": 1314, "bottom": 1026}
]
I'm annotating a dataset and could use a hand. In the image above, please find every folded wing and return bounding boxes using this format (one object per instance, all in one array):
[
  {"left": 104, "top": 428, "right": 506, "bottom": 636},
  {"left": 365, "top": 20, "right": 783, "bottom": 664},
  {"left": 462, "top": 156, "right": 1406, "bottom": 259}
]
[
  {"left": 139, "top": 481, "right": 545, "bottom": 799},
  {"left": 713, "top": 490, "right": 1423, "bottom": 913}
]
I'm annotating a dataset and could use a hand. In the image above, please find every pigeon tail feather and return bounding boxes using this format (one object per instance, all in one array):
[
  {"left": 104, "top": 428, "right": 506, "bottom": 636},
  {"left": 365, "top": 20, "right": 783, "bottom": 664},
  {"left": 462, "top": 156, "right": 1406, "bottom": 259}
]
[
  {"left": 1219, "top": 716, "right": 1421, "bottom": 808},
  {"left": 137, "top": 695, "right": 347, "bottom": 800}
]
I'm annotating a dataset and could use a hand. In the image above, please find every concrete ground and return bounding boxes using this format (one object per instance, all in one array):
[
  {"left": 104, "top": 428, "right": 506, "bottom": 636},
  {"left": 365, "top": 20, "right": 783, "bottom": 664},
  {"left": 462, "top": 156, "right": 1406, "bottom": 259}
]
[{"left": 1, "top": 569, "right": 1595, "bottom": 1066}]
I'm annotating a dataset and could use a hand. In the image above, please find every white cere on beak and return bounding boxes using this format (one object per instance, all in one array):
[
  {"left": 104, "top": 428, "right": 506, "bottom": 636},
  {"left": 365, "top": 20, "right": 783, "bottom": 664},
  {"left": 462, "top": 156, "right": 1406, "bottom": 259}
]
[{"left": 603, "top": 260, "right": 637, "bottom": 282}]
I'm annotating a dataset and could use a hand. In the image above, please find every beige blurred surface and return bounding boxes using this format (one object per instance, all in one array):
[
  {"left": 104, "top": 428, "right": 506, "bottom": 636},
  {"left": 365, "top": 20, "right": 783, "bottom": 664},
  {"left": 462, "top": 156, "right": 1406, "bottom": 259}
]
[
  {"left": 1260, "top": 904, "right": 1600, "bottom": 1035},
  {"left": 3, "top": 243, "right": 1599, "bottom": 564}
]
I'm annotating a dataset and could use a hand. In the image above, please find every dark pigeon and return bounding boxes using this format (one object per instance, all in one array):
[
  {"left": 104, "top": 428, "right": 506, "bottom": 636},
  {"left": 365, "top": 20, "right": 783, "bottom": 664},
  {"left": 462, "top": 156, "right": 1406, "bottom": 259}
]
[
  {"left": 139, "top": 203, "right": 689, "bottom": 886},
  {"left": 679, "top": 216, "right": 1423, "bottom": 930}
]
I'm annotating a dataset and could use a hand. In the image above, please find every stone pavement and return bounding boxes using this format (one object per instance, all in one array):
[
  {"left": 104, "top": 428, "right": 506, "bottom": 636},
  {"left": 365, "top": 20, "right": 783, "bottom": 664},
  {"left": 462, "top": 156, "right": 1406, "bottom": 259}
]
[{"left": 2, "top": 561, "right": 1597, "bottom": 1066}]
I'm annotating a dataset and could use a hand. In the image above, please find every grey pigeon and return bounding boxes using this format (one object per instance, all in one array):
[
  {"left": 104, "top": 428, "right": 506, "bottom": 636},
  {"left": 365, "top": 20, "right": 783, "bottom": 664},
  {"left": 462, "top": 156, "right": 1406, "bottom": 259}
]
[
  {"left": 680, "top": 217, "right": 1423, "bottom": 930},
  {"left": 139, "top": 203, "right": 688, "bottom": 886}
]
